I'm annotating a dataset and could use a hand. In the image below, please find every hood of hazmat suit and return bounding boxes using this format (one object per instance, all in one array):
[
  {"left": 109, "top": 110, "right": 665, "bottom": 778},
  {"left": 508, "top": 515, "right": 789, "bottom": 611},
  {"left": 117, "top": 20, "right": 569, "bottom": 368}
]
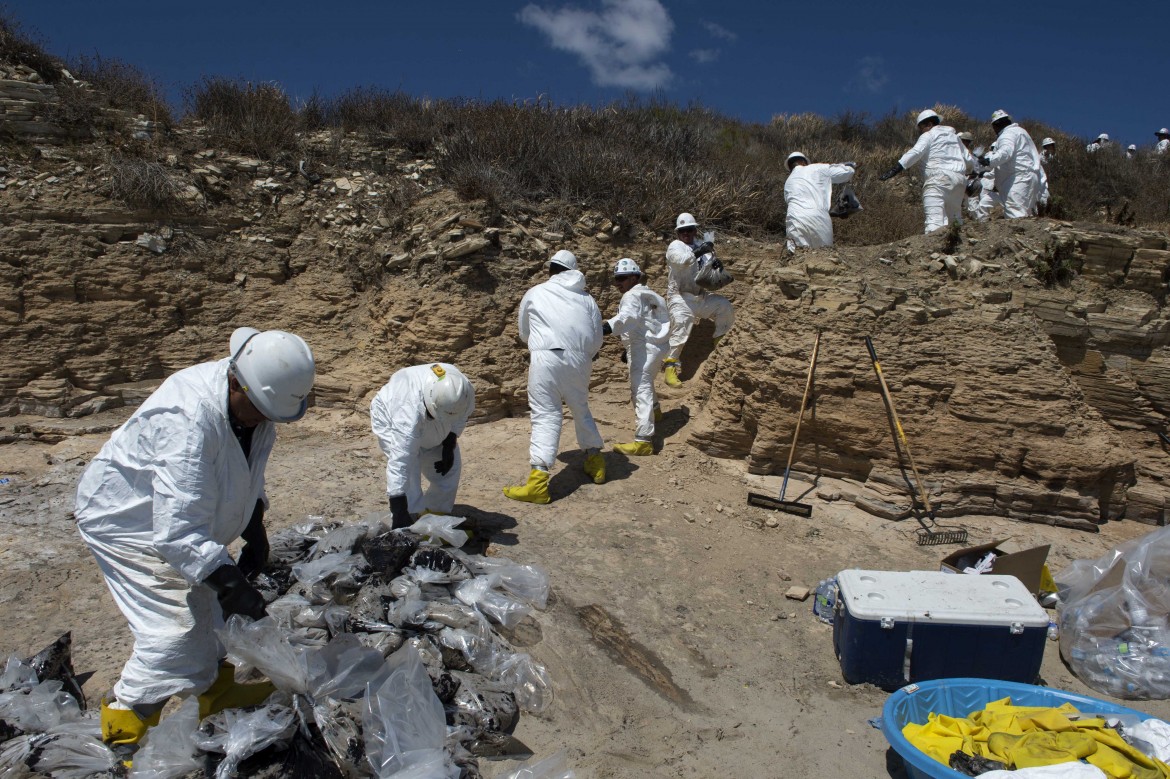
[
  {"left": 76, "top": 358, "right": 274, "bottom": 585},
  {"left": 607, "top": 284, "right": 671, "bottom": 346},
  {"left": 371, "top": 364, "right": 475, "bottom": 500},
  {"left": 517, "top": 270, "right": 603, "bottom": 356},
  {"left": 784, "top": 162, "right": 856, "bottom": 251}
]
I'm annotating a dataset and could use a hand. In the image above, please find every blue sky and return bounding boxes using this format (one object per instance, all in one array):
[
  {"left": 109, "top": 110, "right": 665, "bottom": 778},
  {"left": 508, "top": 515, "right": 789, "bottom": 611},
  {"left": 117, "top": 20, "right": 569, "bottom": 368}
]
[{"left": 7, "top": 0, "right": 1169, "bottom": 147}]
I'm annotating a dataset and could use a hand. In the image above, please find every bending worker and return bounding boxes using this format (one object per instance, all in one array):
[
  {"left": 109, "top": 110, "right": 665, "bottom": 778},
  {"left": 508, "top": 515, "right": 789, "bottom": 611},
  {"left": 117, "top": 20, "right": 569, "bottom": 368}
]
[
  {"left": 504, "top": 250, "right": 606, "bottom": 504},
  {"left": 371, "top": 363, "right": 475, "bottom": 529},
  {"left": 879, "top": 109, "right": 974, "bottom": 233},
  {"left": 76, "top": 327, "right": 316, "bottom": 758},
  {"left": 663, "top": 212, "right": 735, "bottom": 386},
  {"left": 982, "top": 109, "right": 1044, "bottom": 219},
  {"left": 783, "top": 151, "right": 856, "bottom": 253},
  {"left": 603, "top": 258, "right": 671, "bottom": 456}
]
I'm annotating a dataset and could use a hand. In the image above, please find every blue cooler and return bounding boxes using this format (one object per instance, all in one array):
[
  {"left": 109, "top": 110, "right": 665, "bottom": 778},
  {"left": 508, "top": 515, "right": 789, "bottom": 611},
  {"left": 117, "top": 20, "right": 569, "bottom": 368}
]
[{"left": 833, "top": 570, "right": 1048, "bottom": 691}]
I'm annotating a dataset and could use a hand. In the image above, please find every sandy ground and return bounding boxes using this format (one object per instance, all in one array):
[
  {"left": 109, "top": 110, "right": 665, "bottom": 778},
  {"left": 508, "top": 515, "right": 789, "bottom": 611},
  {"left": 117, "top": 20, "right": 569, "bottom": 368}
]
[{"left": 2, "top": 378, "right": 1169, "bottom": 778}]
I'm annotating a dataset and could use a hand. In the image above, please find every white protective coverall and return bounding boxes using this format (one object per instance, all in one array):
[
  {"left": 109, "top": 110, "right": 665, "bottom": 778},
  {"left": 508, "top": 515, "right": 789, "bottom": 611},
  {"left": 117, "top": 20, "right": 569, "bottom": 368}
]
[
  {"left": 784, "top": 163, "right": 856, "bottom": 253},
  {"left": 75, "top": 359, "right": 273, "bottom": 706},
  {"left": 987, "top": 124, "right": 1043, "bottom": 218},
  {"left": 897, "top": 125, "right": 974, "bottom": 233},
  {"left": 664, "top": 240, "right": 735, "bottom": 363},
  {"left": 1157, "top": 139, "right": 1169, "bottom": 155},
  {"left": 518, "top": 269, "right": 604, "bottom": 469},
  {"left": 607, "top": 283, "right": 671, "bottom": 441},
  {"left": 371, "top": 363, "right": 473, "bottom": 514}
]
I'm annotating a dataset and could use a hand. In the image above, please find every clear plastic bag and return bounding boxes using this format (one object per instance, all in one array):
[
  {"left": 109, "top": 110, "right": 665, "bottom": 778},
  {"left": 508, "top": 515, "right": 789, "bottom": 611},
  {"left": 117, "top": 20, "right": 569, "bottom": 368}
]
[
  {"left": 693, "top": 230, "right": 733, "bottom": 291},
  {"left": 828, "top": 185, "right": 863, "bottom": 218},
  {"left": 293, "top": 552, "right": 370, "bottom": 587},
  {"left": 455, "top": 554, "right": 550, "bottom": 610},
  {"left": 1057, "top": 525, "right": 1170, "bottom": 699},
  {"left": 499, "top": 749, "right": 576, "bottom": 779},
  {"left": 0, "top": 679, "right": 86, "bottom": 734},
  {"left": 129, "top": 697, "right": 202, "bottom": 779},
  {"left": 497, "top": 653, "right": 554, "bottom": 714},
  {"left": 409, "top": 514, "right": 470, "bottom": 549},
  {"left": 454, "top": 576, "right": 534, "bottom": 629},
  {"left": 362, "top": 645, "right": 449, "bottom": 778},
  {"left": 197, "top": 703, "right": 297, "bottom": 779},
  {"left": 0, "top": 731, "right": 118, "bottom": 778}
]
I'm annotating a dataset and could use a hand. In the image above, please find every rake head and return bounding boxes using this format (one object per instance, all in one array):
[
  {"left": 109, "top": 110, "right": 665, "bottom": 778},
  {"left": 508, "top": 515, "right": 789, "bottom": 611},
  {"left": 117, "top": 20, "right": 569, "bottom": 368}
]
[{"left": 915, "top": 525, "right": 969, "bottom": 546}]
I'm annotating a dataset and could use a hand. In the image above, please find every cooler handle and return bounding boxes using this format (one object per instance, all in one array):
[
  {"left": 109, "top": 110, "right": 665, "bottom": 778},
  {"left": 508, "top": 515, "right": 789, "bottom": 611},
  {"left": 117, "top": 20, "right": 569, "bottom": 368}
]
[{"left": 902, "top": 623, "right": 915, "bottom": 682}]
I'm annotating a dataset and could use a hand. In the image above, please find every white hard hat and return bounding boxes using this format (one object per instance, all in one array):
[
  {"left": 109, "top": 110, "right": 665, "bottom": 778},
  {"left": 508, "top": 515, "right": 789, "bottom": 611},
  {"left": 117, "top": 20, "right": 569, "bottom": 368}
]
[
  {"left": 916, "top": 109, "right": 940, "bottom": 125},
  {"left": 990, "top": 109, "right": 1011, "bottom": 124},
  {"left": 1097, "top": 133, "right": 1109, "bottom": 141},
  {"left": 956, "top": 132, "right": 973, "bottom": 142},
  {"left": 613, "top": 258, "right": 641, "bottom": 277},
  {"left": 547, "top": 249, "right": 578, "bottom": 271},
  {"left": 422, "top": 364, "right": 473, "bottom": 420},
  {"left": 785, "top": 151, "right": 808, "bottom": 169},
  {"left": 675, "top": 212, "right": 699, "bottom": 231},
  {"left": 1128, "top": 144, "right": 1137, "bottom": 151},
  {"left": 1158, "top": 128, "right": 1170, "bottom": 136},
  {"left": 229, "top": 328, "right": 315, "bottom": 422},
  {"left": 1041, "top": 137, "right": 1055, "bottom": 147}
]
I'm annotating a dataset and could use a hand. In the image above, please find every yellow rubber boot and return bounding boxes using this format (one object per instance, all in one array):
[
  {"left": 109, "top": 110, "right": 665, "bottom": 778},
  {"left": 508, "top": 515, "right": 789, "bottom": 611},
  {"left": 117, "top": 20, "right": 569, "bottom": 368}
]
[
  {"left": 654, "top": 404, "right": 663, "bottom": 423},
  {"left": 101, "top": 697, "right": 160, "bottom": 765},
  {"left": 614, "top": 441, "right": 653, "bottom": 456},
  {"left": 583, "top": 452, "right": 606, "bottom": 484},
  {"left": 198, "top": 662, "right": 276, "bottom": 719},
  {"left": 503, "top": 469, "right": 551, "bottom": 504},
  {"left": 664, "top": 361, "right": 682, "bottom": 387}
]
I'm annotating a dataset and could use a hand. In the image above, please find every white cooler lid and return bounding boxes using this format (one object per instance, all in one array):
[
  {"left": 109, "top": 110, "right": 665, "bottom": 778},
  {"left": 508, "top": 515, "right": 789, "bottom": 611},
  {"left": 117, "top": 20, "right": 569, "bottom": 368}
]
[{"left": 836, "top": 570, "right": 1048, "bottom": 627}]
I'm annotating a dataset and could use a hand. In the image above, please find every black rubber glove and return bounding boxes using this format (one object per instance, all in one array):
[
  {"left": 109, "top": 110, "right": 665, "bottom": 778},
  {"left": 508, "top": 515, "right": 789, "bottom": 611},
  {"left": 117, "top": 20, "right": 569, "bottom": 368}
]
[
  {"left": 389, "top": 494, "right": 412, "bottom": 530},
  {"left": 204, "top": 564, "right": 266, "bottom": 620},
  {"left": 434, "top": 432, "right": 457, "bottom": 476},
  {"left": 237, "top": 500, "right": 269, "bottom": 579},
  {"left": 693, "top": 241, "right": 714, "bottom": 257},
  {"left": 878, "top": 163, "right": 903, "bottom": 181},
  {"left": 602, "top": 321, "right": 613, "bottom": 336},
  {"left": 978, "top": 156, "right": 990, "bottom": 167}
]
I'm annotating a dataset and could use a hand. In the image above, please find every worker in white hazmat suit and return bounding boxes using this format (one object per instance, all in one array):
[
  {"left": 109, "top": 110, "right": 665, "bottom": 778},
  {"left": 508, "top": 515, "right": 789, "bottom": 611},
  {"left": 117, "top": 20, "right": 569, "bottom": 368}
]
[
  {"left": 663, "top": 212, "right": 735, "bottom": 386},
  {"left": 1040, "top": 138, "right": 1056, "bottom": 164},
  {"left": 879, "top": 109, "right": 974, "bottom": 233},
  {"left": 1126, "top": 144, "right": 1138, "bottom": 160},
  {"left": 981, "top": 110, "right": 1044, "bottom": 219},
  {"left": 371, "top": 363, "right": 475, "bottom": 529},
  {"left": 783, "top": 152, "right": 856, "bottom": 253},
  {"left": 75, "top": 327, "right": 315, "bottom": 759},
  {"left": 503, "top": 250, "right": 606, "bottom": 504},
  {"left": 602, "top": 258, "right": 671, "bottom": 456},
  {"left": 1087, "top": 133, "right": 1111, "bottom": 153},
  {"left": 1157, "top": 129, "right": 1170, "bottom": 155}
]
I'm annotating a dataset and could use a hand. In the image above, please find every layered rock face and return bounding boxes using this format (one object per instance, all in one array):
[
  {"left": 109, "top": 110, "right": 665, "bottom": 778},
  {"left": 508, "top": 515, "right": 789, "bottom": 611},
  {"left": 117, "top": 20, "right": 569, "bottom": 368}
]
[
  {"left": 687, "top": 222, "right": 1170, "bottom": 528},
  {"left": 3, "top": 71, "right": 1170, "bottom": 529}
]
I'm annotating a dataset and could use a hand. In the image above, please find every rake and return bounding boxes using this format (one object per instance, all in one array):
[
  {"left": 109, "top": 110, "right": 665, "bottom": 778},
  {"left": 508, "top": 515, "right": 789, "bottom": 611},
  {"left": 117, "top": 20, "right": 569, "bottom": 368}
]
[
  {"left": 748, "top": 331, "right": 820, "bottom": 517},
  {"left": 865, "top": 336, "right": 968, "bottom": 546}
]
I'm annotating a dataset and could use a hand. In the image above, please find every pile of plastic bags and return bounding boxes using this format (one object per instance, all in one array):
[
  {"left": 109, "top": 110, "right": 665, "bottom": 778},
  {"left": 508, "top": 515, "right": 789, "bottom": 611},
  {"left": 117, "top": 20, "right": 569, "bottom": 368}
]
[
  {"left": 0, "top": 513, "right": 575, "bottom": 778},
  {"left": 1057, "top": 524, "right": 1170, "bottom": 700}
]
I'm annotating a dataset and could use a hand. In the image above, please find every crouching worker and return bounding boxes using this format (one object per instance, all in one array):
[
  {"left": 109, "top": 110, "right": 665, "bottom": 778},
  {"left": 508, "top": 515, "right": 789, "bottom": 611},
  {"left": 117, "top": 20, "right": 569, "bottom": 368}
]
[
  {"left": 75, "top": 327, "right": 316, "bottom": 761},
  {"left": 603, "top": 258, "right": 671, "bottom": 456},
  {"left": 372, "top": 363, "right": 475, "bottom": 529}
]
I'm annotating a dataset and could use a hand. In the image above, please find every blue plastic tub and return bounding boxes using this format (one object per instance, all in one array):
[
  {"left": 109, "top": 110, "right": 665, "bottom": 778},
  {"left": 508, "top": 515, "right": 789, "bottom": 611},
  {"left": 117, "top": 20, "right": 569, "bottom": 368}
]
[{"left": 881, "top": 677, "right": 1159, "bottom": 779}]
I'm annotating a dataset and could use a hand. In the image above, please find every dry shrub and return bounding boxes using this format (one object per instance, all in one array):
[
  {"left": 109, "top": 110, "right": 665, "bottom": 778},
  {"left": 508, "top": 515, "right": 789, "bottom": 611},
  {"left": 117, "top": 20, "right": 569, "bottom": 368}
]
[
  {"left": 70, "top": 54, "right": 173, "bottom": 126},
  {"left": 105, "top": 154, "right": 183, "bottom": 211},
  {"left": 185, "top": 78, "right": 299, "bottom": 159},
  {"left": 0, "top": 11, "right": 63, "bottom": 82}
]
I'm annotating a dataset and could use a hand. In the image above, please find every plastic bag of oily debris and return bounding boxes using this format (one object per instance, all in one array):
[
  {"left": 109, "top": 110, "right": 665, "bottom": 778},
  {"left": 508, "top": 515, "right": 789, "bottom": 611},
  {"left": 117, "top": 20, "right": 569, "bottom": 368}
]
[
  {"left": 455, "top": 576, "right": 534, "bottom": 629},
  {"left": 829, "top": 185, "right": 863, "bottom": 218},
  {"left": 362, "top": 645, "right": 450, "bottom": 778},
  {"left": 693, "top": 232, "right": 733, "bottom": 291},
  {"left": 0, "top": 730, "right": 119, "bottom": 778},
  {"left": 409, "top": 514, "right": 470, "bottom": 548},
  {"left": 197, "top": 701, "right": 297, "bottom": 779},
  {"left": 129, "top": 697, "right": 202, "bottom": 779}
]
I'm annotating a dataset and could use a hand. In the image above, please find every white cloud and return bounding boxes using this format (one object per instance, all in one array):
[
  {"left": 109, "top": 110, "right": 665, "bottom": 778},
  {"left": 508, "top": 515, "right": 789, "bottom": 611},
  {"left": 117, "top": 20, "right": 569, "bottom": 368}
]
[
  {"left": 519, "top": 0, "right": 675, "bottom": 90},
  {"left": 701, "top": 20, "right": 736, "bottom": 41},
  {"left": 693, "top": 49, "right": 720, "bottom": 64},
  {"left": 849, "top": 56, "right": 888, "bottom": 94}
]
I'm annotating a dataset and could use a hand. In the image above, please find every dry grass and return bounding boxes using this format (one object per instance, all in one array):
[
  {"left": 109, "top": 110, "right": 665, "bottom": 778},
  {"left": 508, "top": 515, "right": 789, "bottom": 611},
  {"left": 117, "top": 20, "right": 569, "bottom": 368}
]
[
  {"left": 0, "top": 11, "right": 63, "bottom": 82},
  {"left": 69, "top": 54, "right": 173, "bottom": 126},
  {"left": 184, "top": 78, "right": 299, "bottom": 160},
  {"left": 104, "top": 154, "right": 183, "bottom": 211}
]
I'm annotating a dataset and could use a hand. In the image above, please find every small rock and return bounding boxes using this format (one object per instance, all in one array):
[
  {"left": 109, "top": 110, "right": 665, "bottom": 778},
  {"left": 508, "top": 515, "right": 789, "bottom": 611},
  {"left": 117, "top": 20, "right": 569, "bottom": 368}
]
[
  {"left": 828, "top": 680, "right": 843, "bottom": 689},
  {"left": 777, "top": 571, "right": 792, "bottom": 582},
  {"left": 715, "top": 504, "right": 724, "bottom": 513},
  {"left": 764, "top": 516, "right": 780, "bottom": 529},
  {"left": 784, "top": 586, "right": 811, "bottom": 601}
]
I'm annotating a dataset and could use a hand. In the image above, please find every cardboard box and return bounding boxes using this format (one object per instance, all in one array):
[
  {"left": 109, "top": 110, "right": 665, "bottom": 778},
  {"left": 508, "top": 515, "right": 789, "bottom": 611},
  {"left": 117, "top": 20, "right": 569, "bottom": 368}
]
[{"left": 939, "top": 539, "right": 1051, "bottom": 596}]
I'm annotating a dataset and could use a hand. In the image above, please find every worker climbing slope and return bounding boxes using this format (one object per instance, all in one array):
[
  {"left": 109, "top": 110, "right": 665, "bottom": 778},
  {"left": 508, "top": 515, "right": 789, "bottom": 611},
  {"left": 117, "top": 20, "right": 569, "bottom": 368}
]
[
  {"left": 879, "top": 109, "right": 974, "bottom": 233},
  {"left": 75, "top": 327, "right": 316, "bottom": 760},
  {"left": 783, "top": 152, "right": 857, "bottom": 253},
  {"left": 603, "top": 258, "right": 671, "bottom": 456},
  {"left": 983, "top": 109, "right": 1045, "bottom": 219},
  {"left": 504, "top": 250, "right": 606, "bottom": 504},
  {"left": 371, "top": 362, "right": 475, "bottom": 529},
  {"left": 663, "top": 212, "right": 735, "bottom": 386}
]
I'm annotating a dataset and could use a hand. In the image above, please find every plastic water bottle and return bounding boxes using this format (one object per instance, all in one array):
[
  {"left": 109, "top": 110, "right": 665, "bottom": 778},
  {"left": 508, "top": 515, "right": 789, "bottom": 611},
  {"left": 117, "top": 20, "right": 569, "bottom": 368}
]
[
  {"left": 1047, "top": 621, "right": 1060, "bottom": 641},
  {"left": 813, "top": 577, "right": 838, "bottom": 624}
]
